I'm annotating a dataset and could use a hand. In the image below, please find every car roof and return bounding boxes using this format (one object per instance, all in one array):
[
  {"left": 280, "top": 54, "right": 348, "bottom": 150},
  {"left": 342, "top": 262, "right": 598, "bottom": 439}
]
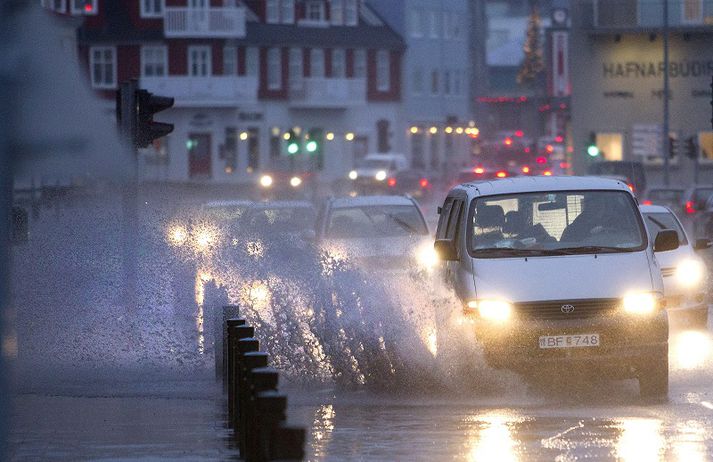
[
  {"left": 639, "top": 204, "right": 673, "bottom": 214},
  {"left": 248, "top": 200, "right": 314, "bottom": 209},
  {"left": 451, "top": 175, "right": 632, "bottom": 197},
  {"left": 328, "top": 195, "right": 416, "bottom": 208},
  {"left": 202, "top": 200, "right": 253, "bottom": 209}
]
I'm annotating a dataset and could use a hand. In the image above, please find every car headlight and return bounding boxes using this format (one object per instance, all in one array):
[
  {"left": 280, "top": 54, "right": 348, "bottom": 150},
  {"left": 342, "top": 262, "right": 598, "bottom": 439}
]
[
  {"left": 465, "top": 299, "right": 513, "bottom": 322},
  {"left": 167, "top": 225, "right": 188, "bottom": 246},
  {"left": 290, "top": 176, "right": 302, "bottom": 187},
  {"left": 622, "top": 292, "right": 659, "bottom": 315},
  {"left": 194, "top": 226, "right": 219, "bottom": 251},
  {"left": 375, "top": 170, "right": 387, "bottom": 181},
  {"left": 259, "top": 175, "right": 273, "bottom": 188},
  {"left": 415, "top": 242, "right": 439, "bottom": 270},
  {"left": 348, "top": 170, "right": 358, "bottom": 180},
  {"left": 675, "top": 259, "right": 705, "bottom": 288}
]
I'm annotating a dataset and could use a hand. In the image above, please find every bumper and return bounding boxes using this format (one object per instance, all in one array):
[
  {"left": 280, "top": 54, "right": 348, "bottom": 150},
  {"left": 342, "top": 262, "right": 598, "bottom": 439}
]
[{"left": 474, "top": 310, "right": 668, "bottom": 377}]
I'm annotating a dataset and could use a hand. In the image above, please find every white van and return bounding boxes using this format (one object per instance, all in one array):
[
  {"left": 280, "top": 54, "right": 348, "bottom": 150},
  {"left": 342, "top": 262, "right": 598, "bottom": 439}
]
[{"left": 434, "top": 176, "right": 678, "bottom": 398}]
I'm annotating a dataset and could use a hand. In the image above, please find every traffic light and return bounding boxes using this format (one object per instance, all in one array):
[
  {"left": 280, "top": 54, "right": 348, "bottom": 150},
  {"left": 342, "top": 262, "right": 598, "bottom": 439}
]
[
  {"left": 286, "top": 130, "right": 299, "bottom": 155},
  {"left": 135, "top": 89, "right": 174, "bottom": 148},
  {"left": 685, "top": 136, "right": 698, "bottom": 159},
  {"left": 305, "top": 128, "right": 322, "bottom": 154},
  {"left": 586, "top": 132, "right": 600, "bottom": 157}
]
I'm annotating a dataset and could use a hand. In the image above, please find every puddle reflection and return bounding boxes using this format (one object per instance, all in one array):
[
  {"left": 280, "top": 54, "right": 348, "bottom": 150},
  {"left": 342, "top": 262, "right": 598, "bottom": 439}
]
[
  {"left": 616, "top": 418, "right": 664, "bottom": 461},
  {"left": 466, "top": 411, "right": 521, "bottom": 462}
]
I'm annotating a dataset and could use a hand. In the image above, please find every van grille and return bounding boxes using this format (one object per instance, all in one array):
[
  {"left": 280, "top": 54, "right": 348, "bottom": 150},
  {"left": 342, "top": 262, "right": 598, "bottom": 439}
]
[
  {"left": 514, "top": 298, "right": 620, "bottom": 320},
  {"left": 661, "top": 267, "right": 676, "bottom": 277}
]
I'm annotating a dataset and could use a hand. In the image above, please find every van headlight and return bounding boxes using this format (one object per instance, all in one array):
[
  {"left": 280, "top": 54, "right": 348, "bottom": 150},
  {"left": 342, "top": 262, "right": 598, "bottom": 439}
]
[
  {"left": 465, "top": 299, "right": 513, "bottom": 322},
  {"left": 348, "top": 170, "right": 358, "bottom": 180},
  {"left": 415, "top": 242, "right": 439, "bottom": 270},
  {"left": 675, "top": 259, "right": 705, "bottom": 288},
  {"left": 622, "top": 292, "right": 659, "bottom": 315},
  {"left": 259, "top": 175, "right": 273, "bottom": 188},
  {"left": 375, "top": 170, "right": 387, "bottom": 181}
]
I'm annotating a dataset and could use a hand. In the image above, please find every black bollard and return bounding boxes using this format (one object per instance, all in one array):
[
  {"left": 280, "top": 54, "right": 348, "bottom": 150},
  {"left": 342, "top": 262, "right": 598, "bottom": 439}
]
[
  {"left": 271, "top": 426, "right": 306, "bottom": 461},
  {"left": 223, "top": 317, "right": 246, "bottom": 387},
  {"left": 255, "top": 391, "right": 287, "bottom": 462},
  {"left": 243, "top": 363, "right": 275, "bottom": 460},
  {"left": 227, "top": 322, "right": 252, "bottom": 427},
  {"left": 217, "top": 305, "right": 240, "bottom": 382},
  {"left": 235, "top": 339, "right": 260, "bottom": 453}
]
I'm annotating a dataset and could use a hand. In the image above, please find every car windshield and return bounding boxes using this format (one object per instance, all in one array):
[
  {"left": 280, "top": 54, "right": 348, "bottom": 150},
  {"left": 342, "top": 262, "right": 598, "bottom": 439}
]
[
  {"left": 642, "top": 211, "right": 688, "bottom": 245},
  {"left": 468, "top": 190, "right": 646, "bottom": 257},
  {"left": 326, "top": 205, "right": 428, "bottom": 238},
  {"left": 244, "top": 207, "right": 316, "bottom": 233},
  {"left": 358, "top": 158, "right": 392, "bottom": 169},
  {"left": 692, "top": 188, "right": 713, "bottom": 208}
]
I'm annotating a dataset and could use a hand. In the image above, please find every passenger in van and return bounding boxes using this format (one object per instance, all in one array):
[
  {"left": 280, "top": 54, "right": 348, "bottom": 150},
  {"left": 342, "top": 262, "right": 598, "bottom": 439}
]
[
  {"left": 503, "top": 210, "right": 556, "bottom": 244},
  {"left": 474, "top": 205, "right": 505, "bottom": 247},
  {"left": 560, "top": 194, "right": 628, "bottom": 242}
]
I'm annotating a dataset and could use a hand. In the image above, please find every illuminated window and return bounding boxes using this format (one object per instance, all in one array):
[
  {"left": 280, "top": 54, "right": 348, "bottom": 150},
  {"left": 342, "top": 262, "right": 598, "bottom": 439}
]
[
  {"left": 699, "top": 131, "right": 713, "bottom": 162},
  {"left": 595, "top": 132, "right": 623, "bottom": 161}
]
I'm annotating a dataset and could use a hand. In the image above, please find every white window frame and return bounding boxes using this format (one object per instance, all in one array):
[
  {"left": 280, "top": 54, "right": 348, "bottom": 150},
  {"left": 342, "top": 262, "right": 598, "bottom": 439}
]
[
  {"left": 344, "top": 0, "right": 357, "bottom": 26},
  {"left": 289, "top": 47, "right": 303, "bottom": 90},
  {"left": 223, "top": 46, "right": 238, "bottom": 76},
  {"left": 331, "top": 48, "right": 346, "bottom": 78},
  {"left": 188, "top": 45, "right": 212, "bottom": 77},
  {"left": 306, "top": 1, "right": 325, "bottom": 22},
  {"left": 353, "top": 49, "right": 366, "bottom": 79},
  {"left": 41, "top": 0, "right": 67, "bottom": 13},
  {"left": 331, "top": 0, "right": 343, "bottom": 25},
  {"left": 89, "top": 46, "right": 116, "bottom": 89},
  {"left": 140, "top": 0, "right": 164, "bottom": 18},
  {"left": 429, "top": 10, "right": 439, "bottom": 38},
  {"left": 246, "top": 47, "right": 259, "bottom": 76},
  {"left": 71, "top": 0, "right": 97, "bottom": 15},
  {"left": 267, "top": 47, "right": 282, "bottom": 90},
  {"left": 376, "top": 50, "right": 390, "bottom": 92},
  {"left": 141, "top": 46, "right": 168, "bottom": 77},
  {"left": 311, "top": 48, "right": 325, "bottom": 78},
  {"left": 266, "top": 0, "right": 279, "bottom": 23},
  {"left": 281, "top": 0, "right": 295, "bottom": 23}
]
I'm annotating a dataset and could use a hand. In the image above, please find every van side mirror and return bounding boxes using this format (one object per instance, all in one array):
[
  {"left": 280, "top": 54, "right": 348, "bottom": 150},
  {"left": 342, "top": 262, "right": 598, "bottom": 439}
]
[
  {"left": 694, "top": 238, "right": 712, "bottom": 251},
  {"left": 654, "top": 229, "right": 679, "bottom": 252},
  {"left": 434, "top": 239, "right": 458, "bottom": 261}
]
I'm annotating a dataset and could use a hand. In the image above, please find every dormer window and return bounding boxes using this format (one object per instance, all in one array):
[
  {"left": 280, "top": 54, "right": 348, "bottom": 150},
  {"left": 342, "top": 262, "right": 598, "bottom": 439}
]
[
  {"left": 140, "top": 0, "right": 163, "bottom": 18},
  {"left": 267, "top": 0, "right": 294, "bottom": 24},
  {"left": 306, "top": 1, "right": 325, "bottom": 22}
]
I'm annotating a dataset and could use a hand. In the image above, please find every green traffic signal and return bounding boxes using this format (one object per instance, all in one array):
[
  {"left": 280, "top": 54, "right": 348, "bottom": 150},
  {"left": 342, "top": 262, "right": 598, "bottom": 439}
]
[
  {"left": 587, "top": 144, "right": 600, "bottom": 157},
  {"left": 287, "top": 142, "right": 299, "bottom": 155},
  {"left": 305, "top": 140, "right": 318, "bottom": 153}
]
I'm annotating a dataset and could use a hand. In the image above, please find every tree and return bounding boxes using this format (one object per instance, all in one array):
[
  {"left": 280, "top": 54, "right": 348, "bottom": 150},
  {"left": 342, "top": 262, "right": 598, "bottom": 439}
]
[{"left": 517, "top": 5, "right": 545, "bottom": 87}]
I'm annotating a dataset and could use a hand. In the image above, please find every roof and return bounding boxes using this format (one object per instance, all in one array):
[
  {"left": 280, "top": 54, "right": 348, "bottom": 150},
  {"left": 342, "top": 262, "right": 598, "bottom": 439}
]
[
  {"left": 453, "top": 176, "right": 633, "bottom": 197},
  {"left": 639, "top": 204, "right": 673, "bottom": 214},
  {"left": 329, "top": 195, "right": 416, "bottom": 208}
]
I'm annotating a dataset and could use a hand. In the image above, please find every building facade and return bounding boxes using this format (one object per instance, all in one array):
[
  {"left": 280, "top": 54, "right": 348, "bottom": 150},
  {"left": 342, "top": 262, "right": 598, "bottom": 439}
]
[
  {"left": 44, "top": 0, "right": 406, "bottom": 183},
  {"left": 368, "top": 0, "right": 474, "bottom": 173},
  {"left": 570, "top": 0, "right": 713, "bottom": 184}
]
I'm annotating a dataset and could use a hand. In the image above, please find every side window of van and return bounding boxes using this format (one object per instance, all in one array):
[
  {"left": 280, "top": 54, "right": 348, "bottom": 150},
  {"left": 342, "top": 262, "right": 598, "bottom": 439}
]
[
  {"left": 436, "top": 198, "right": 454, "bottom": 240},
  {"left": 446, "top": 200, "right": 464, "bottom": 241}
]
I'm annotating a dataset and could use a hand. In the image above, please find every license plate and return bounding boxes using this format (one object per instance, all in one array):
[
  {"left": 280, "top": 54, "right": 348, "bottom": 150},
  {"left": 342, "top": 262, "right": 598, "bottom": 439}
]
[{"left": 539, "top": 334, "right": 600, "bottom": 349}]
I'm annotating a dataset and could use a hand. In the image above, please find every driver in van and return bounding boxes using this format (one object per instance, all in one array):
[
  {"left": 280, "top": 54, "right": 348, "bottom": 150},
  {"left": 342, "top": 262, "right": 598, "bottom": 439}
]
[{"left": 560, "top": 194, "right": 625, "bottom": 242}]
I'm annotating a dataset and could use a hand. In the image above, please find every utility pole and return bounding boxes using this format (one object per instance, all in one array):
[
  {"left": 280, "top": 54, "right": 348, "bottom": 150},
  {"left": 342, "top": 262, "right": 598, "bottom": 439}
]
[{"left": 662, "top": 0, "right": 670, "bottom": 185}]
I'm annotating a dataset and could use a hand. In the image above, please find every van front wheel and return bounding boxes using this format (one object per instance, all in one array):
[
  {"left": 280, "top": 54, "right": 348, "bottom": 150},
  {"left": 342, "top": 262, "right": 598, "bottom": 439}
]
[{"left": 638, "top": 354, "right": 668, "bottom": 399}]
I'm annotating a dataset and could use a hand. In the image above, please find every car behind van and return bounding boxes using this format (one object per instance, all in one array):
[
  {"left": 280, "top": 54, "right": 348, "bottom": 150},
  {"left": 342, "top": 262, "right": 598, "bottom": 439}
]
[{"left": 434, "top": 176, "right": 677, "bottom": 398}]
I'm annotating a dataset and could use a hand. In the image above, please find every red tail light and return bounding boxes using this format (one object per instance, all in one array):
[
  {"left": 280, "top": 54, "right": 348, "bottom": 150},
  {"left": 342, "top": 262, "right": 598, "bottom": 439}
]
[
  {"left": 496, "top": 171, "right": 507, "bottom": 178},
  {"left": 686, "top": 201, "right": 696, "bottom": 214},
  {"left": 536, "top": 156, "right": 546, "bottom": 164},
  {"left": 504, "top": 137, "right": 513, "bottom": 146},
  {"left": 514, "top": 130, "right": 524, "bottom": 137},
  {"left": 387, "top": 178, "right": 397, "bottom": 187},
  {"left": 419, "top": 178, "right": 429, "bottom": 188},
  {"left": 642, "top": 200, "right": 652, "bottom": 205}
]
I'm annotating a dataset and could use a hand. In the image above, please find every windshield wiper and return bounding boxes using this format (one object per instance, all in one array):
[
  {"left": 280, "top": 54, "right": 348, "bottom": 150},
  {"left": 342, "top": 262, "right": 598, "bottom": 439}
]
[
  {"left": 472, "top": 248, "right": 568, "bottom": 257},
  {"left": 384, "top": 213, "right": 418, "bottom": 234},
  {"left": 554, "top": 245, "right": 635, "bottom": 255}
]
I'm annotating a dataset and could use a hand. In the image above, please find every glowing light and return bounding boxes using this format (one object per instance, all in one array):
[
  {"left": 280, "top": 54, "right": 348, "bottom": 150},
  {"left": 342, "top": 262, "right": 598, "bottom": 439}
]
[
  {"left": 546, "top": 144, "right": 554, "bottom": 153},
  {"left": 536, "top": 156, "right": 547, "bottom": 164},
  {"left": 167, "top": 225, "right": 188, "bottom": 246},
  {"left": 456, "top": 127, "right": 464, "bottom": 134},
  {"left": 555, "top": 135, "right": 564, "bottom": 143},
  {"left": 283, "top": 132, "right": 291, "bottom": 140},
  {"left": 468, "top": 127, "right": 480, "bottom": 138},
  {"left": 326, "top": 132, "right": 335, "bottom": 140},
  {"left": 290, "top": 176, "right": 303, "bottom": 187},
  {"left": 416, "top": 242, "right": 439, "bottom": 270},
  {"left": 259, "top": 174, "right": 273, "bottom": 188},
  {"left": 672, "top": 330, "right": 711, "bottom": 370},
  {"left": 504, "top": 137, "right": 513, "bottom": 146},
  {"left": 375, "top": 170, "right": 387, "bottom": 181},
  {"left": 543, "top": 170, "right": 553, "bottom": 176},
  {"left": 224, "top": 166, "right": 233, "bottom": 174},
  {"left": 429, "top": 126, "right": 438, "bottom": 134},
  {"left": 246, "top": 239, "right": 265, "bottom": 258},
  {"left": 475, "top": 300, "right": 512, "bottom": 322},
  {"left": 559, "top": 162, "right": 570, "bottom": 169},
  {"left": 421, "top": 327, "right": 438, "bottom": 357},
  {"left": 409, "top": 126, "right": 419, "bottom": 134},
  {"left": 348, "top": 170, "right": 358, "bottom": 180},
  {"left": 287, "top": 143, "right": 299, "bottom": 154},
  {"left": 419, "top": 178, "right": 429, "bottom": 188},
  {"left": 521, "top": 166, "right": 530, "bottom": 174},
  {"left": 345, "top": 132, "right": 355, "bottom": 141},
  {"left": 616, "top": 419, "right": 664, "bottom": 462},
  {"left": 675, "top": 259, "right": 705, "bottom": 288},
  {"left": 623, "top": 292, "right": 657, "bottom": 315},
  {"left": 445, "top": 126, "right": 453, "bottom": 134},
  {"left": 587, "top": 144, "right": 600, "bottom": 157},
  {"left": 84, "top": 2, "right": 93, "bottom": 12},
  {"left": 387, "top": 177, "right": 397, "bottom": 187},
  {"left": 306, "top": 140, "right": 318, "bottom": 152},
  {"left": 293, "top": 126, "right": 302, "bottom": 135},
  {"left": 514, "top": 130, "right": 524, "bottom": 137},
  {"left": 468, "top": 413, "right": 520, "bottom": 462},
  {"left": 240, "top": 131, "right": 249, "bottom": 141},
  {"left": 496, "top": 171, "right": 507, "bottom": 178},
  {"left": 194, "top": 226, "right": 218, "bottom": 251},
  {"left": 474, "top": 167, "right": 485, "bottom": 174},
  {"left": 271, "top": 126, "right": 281, "bottom": 136}
]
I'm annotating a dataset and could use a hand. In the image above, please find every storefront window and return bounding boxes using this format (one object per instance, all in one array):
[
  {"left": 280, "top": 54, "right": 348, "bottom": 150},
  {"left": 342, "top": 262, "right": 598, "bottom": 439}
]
[
  {"left": 699, "top": 131, "right": 713, "bottom": 162},
  {"left": 596, "top": 132, "right": 622, "bottom": 161}
]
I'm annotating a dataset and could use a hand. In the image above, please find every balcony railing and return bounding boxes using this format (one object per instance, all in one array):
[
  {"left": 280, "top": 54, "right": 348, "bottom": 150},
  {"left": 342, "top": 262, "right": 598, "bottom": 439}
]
[
  {"left": 583, "top": 0, "right": 713, "bottom": 29},
  {"left": 289, "top": 78, "right": 366, "bottom": 108},
  {"left": 140, "top": 76, "right": 258, "bottom": 107},
  {"left": 164, "top": 7, "right": 246, "bottom": 38}
]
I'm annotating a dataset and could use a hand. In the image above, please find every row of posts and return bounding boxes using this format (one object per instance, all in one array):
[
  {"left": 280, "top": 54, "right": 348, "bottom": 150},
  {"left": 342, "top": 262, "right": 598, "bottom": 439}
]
[{"left": 216, "top": 305, "right": 305, "bottom": 461}]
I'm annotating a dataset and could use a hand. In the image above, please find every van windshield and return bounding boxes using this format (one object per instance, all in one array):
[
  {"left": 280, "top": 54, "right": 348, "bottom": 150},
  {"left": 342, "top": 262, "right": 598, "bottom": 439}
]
[{"left": 468, "top": 190, "right": 647, "bottom": 258}]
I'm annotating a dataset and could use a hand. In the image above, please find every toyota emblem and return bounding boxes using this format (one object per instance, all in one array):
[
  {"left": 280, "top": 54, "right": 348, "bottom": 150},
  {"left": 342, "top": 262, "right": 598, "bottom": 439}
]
[{"left": 561, "top": 304, "right": 575, "bottom": 313}]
